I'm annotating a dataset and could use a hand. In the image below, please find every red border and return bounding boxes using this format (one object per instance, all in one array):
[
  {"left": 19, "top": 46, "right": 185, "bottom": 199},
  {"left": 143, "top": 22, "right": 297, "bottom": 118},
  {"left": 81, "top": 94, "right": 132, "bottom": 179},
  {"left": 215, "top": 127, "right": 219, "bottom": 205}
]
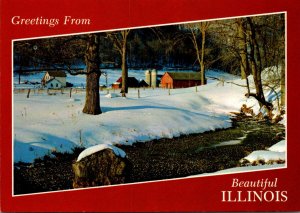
[{"left": 1, "top": 0, "right": 300, "bottom": 211}]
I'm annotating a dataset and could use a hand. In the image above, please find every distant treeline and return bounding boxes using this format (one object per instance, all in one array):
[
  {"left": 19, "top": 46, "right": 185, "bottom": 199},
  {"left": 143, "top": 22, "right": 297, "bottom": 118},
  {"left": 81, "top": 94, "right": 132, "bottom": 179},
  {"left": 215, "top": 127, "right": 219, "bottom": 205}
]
[{"left": 14, "top": 13, "right": 285, "bottom": 76}]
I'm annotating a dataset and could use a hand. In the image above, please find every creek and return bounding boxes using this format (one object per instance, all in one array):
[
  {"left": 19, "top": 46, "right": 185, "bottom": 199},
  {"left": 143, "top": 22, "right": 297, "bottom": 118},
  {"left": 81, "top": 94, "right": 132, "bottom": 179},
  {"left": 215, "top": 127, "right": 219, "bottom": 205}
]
[{"left": 14, "top": 114, "right": 285, "bottom": 194}]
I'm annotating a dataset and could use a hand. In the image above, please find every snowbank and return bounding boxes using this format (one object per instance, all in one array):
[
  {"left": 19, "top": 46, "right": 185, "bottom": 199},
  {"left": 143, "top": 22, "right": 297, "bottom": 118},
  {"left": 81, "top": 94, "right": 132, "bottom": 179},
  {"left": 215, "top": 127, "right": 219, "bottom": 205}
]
[
  {"left": 213, "top": 164, "right": 285, "bottom": 175},
  {"left": 14, "top": 70, "right": 241, "bottom": 162},
  {"left": 268, "top": 140, "right": 286, "bottom": 152},
  {"left": 241, "top": 140, "right": 286, "bottom": 165},
  {"left": 243, "top": 150, "right": 285, "bottom": 163},
  {"left": 13, "top": 68, "right": 285, "bottom": 164},
  {"left": 188, "top": 164, "right": 285, "bottom": 178}
]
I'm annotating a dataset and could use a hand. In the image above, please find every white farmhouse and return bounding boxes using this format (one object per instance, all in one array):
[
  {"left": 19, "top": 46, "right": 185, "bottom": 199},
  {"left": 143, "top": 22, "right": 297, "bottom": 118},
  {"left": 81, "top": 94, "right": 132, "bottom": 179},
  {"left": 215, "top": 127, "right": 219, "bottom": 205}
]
[
  {"left": 45, "top": 78, "right": 63, "bottom": 89},
  {"left": 41, "top": 71, "right": 67, "bottom": 88}
]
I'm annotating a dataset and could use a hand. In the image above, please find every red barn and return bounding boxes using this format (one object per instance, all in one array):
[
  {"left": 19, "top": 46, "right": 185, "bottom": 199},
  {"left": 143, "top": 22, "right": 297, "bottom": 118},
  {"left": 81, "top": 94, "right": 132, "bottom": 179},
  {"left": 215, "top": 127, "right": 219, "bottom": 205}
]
[{"left": 160, "top": 72, "right": 202, "bottom": 89}]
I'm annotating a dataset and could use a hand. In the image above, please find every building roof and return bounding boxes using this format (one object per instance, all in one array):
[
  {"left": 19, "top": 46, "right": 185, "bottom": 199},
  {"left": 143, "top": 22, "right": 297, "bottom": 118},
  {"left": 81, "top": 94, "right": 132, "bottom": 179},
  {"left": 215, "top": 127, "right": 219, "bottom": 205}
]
[
  {"left": 138, "top": 79, "right": 149, "bottom": 87},
  {"left": 166, "top": 72, "right": 201, "bottom": 80},
  {"left": 47, "top": 70, "right": 67, "bottom": 77},
  {"left": 116, "top": 77, "right": 139, "bottom": 84}
]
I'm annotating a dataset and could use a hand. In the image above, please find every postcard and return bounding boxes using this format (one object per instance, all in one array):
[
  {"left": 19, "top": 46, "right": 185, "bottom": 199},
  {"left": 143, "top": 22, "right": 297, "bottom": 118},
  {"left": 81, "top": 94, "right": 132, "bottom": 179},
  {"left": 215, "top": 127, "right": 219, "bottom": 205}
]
[{"left": 1, "top": 0, "right": 299, "bottom": 212}]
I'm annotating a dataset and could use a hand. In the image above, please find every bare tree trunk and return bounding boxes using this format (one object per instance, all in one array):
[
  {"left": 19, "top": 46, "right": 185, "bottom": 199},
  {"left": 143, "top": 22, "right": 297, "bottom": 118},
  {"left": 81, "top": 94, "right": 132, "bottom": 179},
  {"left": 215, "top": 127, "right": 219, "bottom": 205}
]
[
  {"left": 200, "top": 28, "right": 206, "bottom": 85},
  {"left": 190, "top": 30, "right": 202, "bottom": 82},
  {"left": 237, "top": 19, "right": 249, "bottom": 79},
  {"left": 108, "top": 30, "right": 130, "bottom": 97},
  {"left": 121, "top": 37, "right": 128, "bottom": 96},
  {"left": 189, "top": 22, "right": 209, "bottom": 85},
  {"left": 280, "top": 63, "right": 285, "bottom": 108},
  {"left": 247, "top": 17, "right": 272, "bottom": 110},
  {"left": 19, "top": 71, "right": 21, "bottom": 84},
  {"left": 236, "top": 19, "right": 251, "bottom": 96},
  {"left": 82, "top": 34, "right": 102, "bottom": 115}
]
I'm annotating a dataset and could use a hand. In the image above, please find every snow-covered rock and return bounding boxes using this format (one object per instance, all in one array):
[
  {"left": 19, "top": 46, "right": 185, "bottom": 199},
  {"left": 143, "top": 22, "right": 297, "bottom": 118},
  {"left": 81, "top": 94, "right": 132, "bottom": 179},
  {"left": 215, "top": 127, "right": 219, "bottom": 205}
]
[
  {"left": 73, "top": 146, "right": 130, "bottom": 188},
  {"left": 77, "top": 144, "right": 126, "bottom": 162}
]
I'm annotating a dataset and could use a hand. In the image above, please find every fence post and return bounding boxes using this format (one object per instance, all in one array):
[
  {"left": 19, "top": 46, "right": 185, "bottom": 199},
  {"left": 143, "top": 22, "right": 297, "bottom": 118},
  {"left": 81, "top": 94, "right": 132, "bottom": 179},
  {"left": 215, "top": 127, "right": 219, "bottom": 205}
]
[
  {"left": 79, "top": 129, "right": 83, "bottom": 147},
  {"left": 138, "top": 89, "right": 140, "bottom": 98},
  {"left": 27, "top": 89, "right": 31, "bottom": 98},
  {"left": 70, "top": 88, "right": 72, "bottom": 98}
]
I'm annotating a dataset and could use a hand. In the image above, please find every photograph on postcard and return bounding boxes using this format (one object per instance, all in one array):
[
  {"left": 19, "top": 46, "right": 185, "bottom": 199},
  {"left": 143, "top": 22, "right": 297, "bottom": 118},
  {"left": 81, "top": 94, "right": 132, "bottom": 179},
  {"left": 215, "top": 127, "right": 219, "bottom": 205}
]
[{"left": 12, "top": 12, "right": 286, "bottom": 195}]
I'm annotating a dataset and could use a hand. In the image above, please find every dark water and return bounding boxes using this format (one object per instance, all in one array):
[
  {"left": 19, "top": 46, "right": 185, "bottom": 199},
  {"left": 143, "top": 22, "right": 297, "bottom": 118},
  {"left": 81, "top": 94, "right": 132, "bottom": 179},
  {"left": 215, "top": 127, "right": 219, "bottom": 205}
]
[{"left": 120, "top": 115, "right": 285, "bottom": 182}]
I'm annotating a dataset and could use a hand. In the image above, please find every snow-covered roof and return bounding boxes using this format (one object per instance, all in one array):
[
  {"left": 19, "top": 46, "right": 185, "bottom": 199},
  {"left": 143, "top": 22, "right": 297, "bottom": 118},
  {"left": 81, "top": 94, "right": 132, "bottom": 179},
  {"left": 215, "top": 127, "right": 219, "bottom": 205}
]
[
  {"left": 116, "top": 76, "right": 139, "bottom": 83},
  {"left": 47, "top": 70, "right": 67, "bottom": 77}
]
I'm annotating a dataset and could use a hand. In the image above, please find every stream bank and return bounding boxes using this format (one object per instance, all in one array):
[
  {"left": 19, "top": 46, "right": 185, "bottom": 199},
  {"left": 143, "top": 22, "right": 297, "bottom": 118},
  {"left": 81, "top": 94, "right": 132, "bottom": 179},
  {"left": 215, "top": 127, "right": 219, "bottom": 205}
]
[{"left": 14, "top": 114, "right": 285, "bottom": 195}]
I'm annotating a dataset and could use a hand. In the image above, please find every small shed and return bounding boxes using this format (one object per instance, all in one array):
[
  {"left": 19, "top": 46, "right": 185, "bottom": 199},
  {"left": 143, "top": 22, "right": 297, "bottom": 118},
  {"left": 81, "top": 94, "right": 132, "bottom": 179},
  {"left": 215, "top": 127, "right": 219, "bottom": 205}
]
[
  {"left": 41, "top": 70, "right": 67, "bottom": 88},
  {"left": 112, "top": 82, "right": 121, "bottom": 90},
  {"left": 112, "top": 76, "right": 140, "bottom": 89},
  {"left": 160, "top": 72, "right": 203, "bottom": 89}
]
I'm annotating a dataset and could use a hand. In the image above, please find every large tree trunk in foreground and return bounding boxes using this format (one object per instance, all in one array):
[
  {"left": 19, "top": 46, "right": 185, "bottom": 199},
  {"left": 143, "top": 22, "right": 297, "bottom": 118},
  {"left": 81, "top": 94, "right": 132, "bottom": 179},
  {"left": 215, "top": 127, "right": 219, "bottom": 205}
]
[{"left": 82, "top": 34, "right": 102, "bottom": 115}]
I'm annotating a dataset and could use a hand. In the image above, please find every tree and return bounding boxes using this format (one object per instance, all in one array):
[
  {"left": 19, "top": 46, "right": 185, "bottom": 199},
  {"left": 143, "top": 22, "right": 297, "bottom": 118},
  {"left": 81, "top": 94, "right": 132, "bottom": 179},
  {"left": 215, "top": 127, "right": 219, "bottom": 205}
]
[
  {"left": 128, "top": 26, "right": 190, "bottom": 68},
  {"left": 186, "top": 22, "right": 210, "bottom": 85},
  {"left": 236, "top": 18, "right": 250, "bottom": 80},
  {"left": 236, "top": 18, "right": 251, "bottom": 96},
  {"left": 14, "top": 34, "right": 102, "bottom": 115},
  {"left": 82, "top": 34, "right": 102, "bottom": 114},
  {"left": 107, "top": 30, "right": 130, "bottom": 97},
  {"left": 211, "top": 15, "right": 285, "bottom": 113},
  {"left": 257, "top": 14, "right": 285, "bottom": 109}
]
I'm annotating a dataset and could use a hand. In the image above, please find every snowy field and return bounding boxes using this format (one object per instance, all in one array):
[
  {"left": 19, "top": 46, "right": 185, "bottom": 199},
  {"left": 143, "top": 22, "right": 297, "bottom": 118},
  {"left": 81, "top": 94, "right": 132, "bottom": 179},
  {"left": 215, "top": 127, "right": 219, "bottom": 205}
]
[{"left": 13, "top": 68, "right": 286, "bottom": 175}]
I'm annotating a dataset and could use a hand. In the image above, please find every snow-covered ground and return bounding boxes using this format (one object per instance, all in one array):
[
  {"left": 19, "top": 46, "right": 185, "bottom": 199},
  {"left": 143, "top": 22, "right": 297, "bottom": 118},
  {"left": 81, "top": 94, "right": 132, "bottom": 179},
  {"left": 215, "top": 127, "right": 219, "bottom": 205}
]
[{"left": 13, "top": 68, "right": 286, "bottom": 176}]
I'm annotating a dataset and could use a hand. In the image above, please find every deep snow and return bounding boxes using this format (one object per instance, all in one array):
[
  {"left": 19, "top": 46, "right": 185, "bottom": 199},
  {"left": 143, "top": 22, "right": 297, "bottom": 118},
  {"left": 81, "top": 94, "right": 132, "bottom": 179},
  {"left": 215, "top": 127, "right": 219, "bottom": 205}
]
[{"left": 13, "top": 68, "right": 286, "bottom": 176}]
